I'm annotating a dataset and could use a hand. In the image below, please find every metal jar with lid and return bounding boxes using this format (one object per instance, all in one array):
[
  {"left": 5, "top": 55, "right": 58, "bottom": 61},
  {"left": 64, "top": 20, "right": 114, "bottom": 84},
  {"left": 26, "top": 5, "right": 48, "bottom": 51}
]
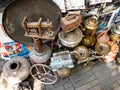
[{"left": 83, "top": 16, "right": 99, "bottom": 36}]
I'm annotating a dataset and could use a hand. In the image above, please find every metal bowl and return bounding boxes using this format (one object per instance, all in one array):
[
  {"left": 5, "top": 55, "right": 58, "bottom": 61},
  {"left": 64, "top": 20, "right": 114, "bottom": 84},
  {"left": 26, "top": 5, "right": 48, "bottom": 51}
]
[{"left": 58, "top": 28, "right": 83, "bottom": 48}]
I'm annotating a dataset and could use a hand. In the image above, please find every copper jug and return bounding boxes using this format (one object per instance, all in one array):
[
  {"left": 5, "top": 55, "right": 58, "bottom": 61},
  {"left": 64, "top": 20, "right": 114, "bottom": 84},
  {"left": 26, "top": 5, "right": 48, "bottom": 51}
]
[
  {"left": 97, "top": 28, "right": 110, "bottom": 43},
  {"left": 81, "top": 16, "right": 98, "bottom": 36}
]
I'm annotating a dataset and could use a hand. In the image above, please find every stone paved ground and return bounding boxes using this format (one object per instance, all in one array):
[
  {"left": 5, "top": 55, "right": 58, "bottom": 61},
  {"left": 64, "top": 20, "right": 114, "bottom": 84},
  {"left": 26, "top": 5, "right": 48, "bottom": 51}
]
[{"left": 43, "top": 60, "right": 120, "bottom": 90}]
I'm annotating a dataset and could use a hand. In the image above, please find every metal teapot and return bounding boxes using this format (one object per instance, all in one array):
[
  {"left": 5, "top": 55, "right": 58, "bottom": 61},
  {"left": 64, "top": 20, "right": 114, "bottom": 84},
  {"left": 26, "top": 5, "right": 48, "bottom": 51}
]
[
  {"left": 74, "top": 46, "right": 90, "bottom": 61},
  {"left": 80, "top": 16, "right": 98, "bottom": 36}
]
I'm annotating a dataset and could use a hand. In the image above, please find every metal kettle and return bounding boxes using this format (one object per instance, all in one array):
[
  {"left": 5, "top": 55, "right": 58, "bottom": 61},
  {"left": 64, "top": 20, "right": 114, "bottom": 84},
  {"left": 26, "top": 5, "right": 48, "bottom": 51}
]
[{"left": 81, "top": 16, "right": 99, "bottom": 36}]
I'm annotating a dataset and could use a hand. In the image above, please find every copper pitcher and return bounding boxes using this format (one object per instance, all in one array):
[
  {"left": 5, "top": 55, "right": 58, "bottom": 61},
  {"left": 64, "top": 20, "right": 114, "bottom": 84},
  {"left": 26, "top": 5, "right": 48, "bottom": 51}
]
[{"left": 96, "top": 28, "right": 110, "bottom": 43}]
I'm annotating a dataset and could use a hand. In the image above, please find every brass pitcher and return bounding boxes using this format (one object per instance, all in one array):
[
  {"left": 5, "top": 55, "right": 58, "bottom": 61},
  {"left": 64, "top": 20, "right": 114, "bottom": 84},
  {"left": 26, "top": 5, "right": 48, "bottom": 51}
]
[{"left": 80, "top": 16, "right": 98, "bottom": 36}]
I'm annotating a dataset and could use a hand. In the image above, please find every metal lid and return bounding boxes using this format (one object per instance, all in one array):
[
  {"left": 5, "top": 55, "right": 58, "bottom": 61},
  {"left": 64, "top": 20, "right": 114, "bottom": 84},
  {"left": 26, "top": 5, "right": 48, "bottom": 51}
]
[
  {"left": 58, "top": 28, "right": 83, "bottom": 48},
  {"left": 85, "top": 17, "right": 98, "bottom": 27}
]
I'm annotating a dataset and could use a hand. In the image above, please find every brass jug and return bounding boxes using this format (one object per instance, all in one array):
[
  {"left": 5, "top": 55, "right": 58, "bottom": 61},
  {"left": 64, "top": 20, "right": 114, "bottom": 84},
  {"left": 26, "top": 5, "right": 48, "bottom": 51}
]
[{"left": 81, "top": 16, "right": 98, "bottom": 36}]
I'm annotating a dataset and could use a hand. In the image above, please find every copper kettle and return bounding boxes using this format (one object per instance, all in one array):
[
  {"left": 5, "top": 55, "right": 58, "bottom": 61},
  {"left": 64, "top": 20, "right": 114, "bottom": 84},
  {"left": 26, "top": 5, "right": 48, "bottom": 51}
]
[
  {"left": 96, "top": 28, "right": 110, "bottom": 43},
  {"left": 80, "top": 16, "right": 98, "bottom": 36}
]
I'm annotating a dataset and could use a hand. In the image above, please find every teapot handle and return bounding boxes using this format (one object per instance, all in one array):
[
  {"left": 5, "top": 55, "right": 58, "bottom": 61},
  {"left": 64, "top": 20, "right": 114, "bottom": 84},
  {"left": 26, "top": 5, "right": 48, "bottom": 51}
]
[
  {"left": 79, "top": 24, "right": 86, "bottom": 31},
  {"left": 97, "top": 28, "right": 109, "bottom": 38}
]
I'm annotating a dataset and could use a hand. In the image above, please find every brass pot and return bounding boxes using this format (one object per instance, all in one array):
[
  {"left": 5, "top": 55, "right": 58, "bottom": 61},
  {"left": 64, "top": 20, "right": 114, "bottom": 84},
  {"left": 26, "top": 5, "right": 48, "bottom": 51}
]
[
  {"left": 80, "top": 36, "right": 96, "bottom": 47},
  {"left": 58, "top": 28, "right": 83, "bottom": 48},
  {"left": 56, "top": 68, "right": 72, "bottom": 78},
  {"left": 110, "top": 30, "right": 120, "bottom": 42},
  {"left": 82, "top": 16, "right": 98, "bottom": 36},
  {"left": 74, "top": 46, "right": 90, "bottom": 61}
]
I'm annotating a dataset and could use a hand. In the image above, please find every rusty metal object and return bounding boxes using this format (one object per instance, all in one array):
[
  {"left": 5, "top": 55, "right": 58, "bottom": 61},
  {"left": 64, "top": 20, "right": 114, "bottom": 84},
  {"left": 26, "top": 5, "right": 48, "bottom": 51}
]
[
  {"left": 74, "top": 46, "right": 90, "bottom": 61},
  {"left": 58, "top": 28, "right": 83, "bottom": 48},
  {"left": 2, "top": 56, "right": 31, "bottom": 84},
  {"left": 30, "top": 64, "right": 58, "bottom": 85},
  {"left": 22, "top": 17, "right": 55, "bottom": 39},
  {"left": 2, "top": 0, "right": 61, "bottom": 45},
  {"left": 61, "top": 11, "right": 82, "bottom": 33}
]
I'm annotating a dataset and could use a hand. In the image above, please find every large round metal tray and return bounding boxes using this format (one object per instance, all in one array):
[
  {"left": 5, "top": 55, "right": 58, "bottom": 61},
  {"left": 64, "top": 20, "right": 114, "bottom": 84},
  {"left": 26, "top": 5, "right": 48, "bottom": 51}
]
[{"left": 2, "top": 0, "right": 61, "bottom": 45}]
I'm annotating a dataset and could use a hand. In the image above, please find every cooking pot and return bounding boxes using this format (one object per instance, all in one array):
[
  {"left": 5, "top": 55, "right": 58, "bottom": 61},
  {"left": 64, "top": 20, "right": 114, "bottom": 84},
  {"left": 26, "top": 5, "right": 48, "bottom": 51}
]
[
  {"left": 80, "top": 16, "right": 98, "bottom": 36},
  {"left": 58, "top": 28, "right": 83, "bottom": 48}
]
